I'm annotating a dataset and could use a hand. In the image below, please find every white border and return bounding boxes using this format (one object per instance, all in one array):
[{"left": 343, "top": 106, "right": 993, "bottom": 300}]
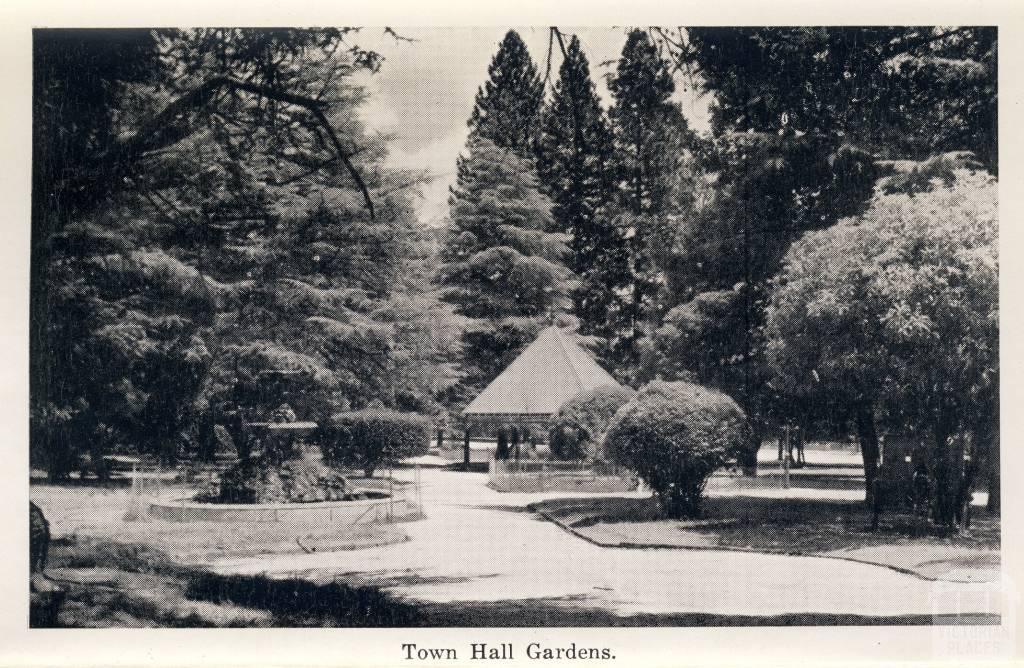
[{"left": 1, "top": 1, "right": 1021, "bottom": 666}]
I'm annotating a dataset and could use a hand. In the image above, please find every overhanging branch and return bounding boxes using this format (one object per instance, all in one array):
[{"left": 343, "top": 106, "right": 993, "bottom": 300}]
[{"left": 89, "top": 75, "right": 376, "bottom": 220}]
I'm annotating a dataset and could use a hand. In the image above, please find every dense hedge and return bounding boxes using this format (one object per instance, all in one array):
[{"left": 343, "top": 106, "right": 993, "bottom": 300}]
[
  {"left": 548, "top": 385, "right": 636, "bottom": 460},
  {"left": 325, "top": 411, "right": 431, "bottom": 476},
  {"left": 603, "top": 381, "right": 750, "bottom": 518}
]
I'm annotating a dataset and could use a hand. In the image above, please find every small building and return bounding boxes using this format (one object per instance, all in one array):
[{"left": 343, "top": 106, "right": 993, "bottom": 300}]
[{"left": 460, "top": 326, "right": 622, "bottom": 459}]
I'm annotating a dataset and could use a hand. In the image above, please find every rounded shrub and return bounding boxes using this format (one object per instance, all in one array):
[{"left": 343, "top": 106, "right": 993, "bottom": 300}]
[
  {"left": 548, "top": 385, "right": 636, "bottom": 460},
  {"left": 325, "top": 410, "right": 431, "bottom": 477},
  {"left": 602, "top": 381, "right": 751, "bottom": 518}
]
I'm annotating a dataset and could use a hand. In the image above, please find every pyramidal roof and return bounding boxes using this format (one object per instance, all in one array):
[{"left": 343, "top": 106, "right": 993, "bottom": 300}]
[{"left": 463, "top": 326, "right": 622, "bottom": 418}]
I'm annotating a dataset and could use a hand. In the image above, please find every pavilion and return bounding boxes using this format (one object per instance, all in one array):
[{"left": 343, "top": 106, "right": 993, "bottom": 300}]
[{"left": 459, "top": 326, "right": 622, "bottom": 462}]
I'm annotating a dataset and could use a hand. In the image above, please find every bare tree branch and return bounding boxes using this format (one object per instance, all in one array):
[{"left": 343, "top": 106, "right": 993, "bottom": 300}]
[
  {"left": 384, "top": 27, "right": 417, "bottom": 44},
  {"left": 85, "top": 75, "right": 376, "bottom": 220}
]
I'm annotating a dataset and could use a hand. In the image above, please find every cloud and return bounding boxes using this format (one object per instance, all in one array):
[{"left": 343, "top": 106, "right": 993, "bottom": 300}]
[{"left": 385, "top": 125, "right": 471, "bottom": 224}]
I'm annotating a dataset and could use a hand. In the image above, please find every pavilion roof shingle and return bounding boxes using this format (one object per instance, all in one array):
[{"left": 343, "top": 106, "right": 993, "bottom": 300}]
[{"left": 462, "top": 326, "right": 622, "bottom": 418}]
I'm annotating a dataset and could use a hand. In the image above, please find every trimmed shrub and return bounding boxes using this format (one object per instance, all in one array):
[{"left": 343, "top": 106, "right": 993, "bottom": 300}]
[
  {"left": 603, "top": 381, "right": 751, "bottom": 518},
  {"left": 548, "top": 385, "right": 636, "bottom": 460},
  {"left": 326, "top": 411, "right": 431, "bottom": 476}
]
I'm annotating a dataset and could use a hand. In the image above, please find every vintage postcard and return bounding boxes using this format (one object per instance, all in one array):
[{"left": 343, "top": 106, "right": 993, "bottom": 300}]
[{"left": 2, "top": 1, "right": 1022, "bottom": 666}]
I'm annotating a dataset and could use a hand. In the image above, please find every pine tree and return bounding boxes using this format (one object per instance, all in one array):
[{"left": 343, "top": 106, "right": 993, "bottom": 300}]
[
  {"left": 439, "top": 137, "right": 571, "bottom": 397},
  {"left": 607, "top": 29, "right": 693, "bottom": 377},
  {"left": 538, "top": 36, "right": 625, "bottom": 349},
  {"left": 468, "top": 30, "right": 545, "bottom": 158}
]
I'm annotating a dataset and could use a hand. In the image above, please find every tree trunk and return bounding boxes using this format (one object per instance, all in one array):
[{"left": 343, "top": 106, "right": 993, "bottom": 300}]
[
  {"left": 463, "top": 427, "right": 471, "bottom": 470},
  {"left": 737, "top": 420, "right": 762, "bottom": 476},
  {"left": 931, "top": 419, "right": 964, "bottom": 532},
  {"left": 496, "top": 428, "right": 509, "bottom": 460},
  {"left": 987, "top": 437, "right": 1000, "bottom": 512},
  {"left": 46, "top": 428, "right": 73, "bottom": 482},
  {"left": 855, "top": 402, "right": 880, "bottom": 506},
  {"left": 975, "top": 398, "right": 1000, "bottom": 513}
]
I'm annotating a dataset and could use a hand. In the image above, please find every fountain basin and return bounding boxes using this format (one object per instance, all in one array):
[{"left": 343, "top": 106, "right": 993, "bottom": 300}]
[{"left": 149, "top": 492, "right": 411, "bottom": 523}]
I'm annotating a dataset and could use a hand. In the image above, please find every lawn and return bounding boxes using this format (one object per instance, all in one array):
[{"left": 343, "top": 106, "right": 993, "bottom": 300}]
[
  {"left": 531, "top": 493, "right": 999, "bottom": 582},
  {"left": 31, "top": 480, "right": 415, "bottom": 627},
  {"left": 32, "top": 481, "right": 410, "bottom": 564},
  {"left": 42, "top": 536, "right": 421, "bottom": 627}
]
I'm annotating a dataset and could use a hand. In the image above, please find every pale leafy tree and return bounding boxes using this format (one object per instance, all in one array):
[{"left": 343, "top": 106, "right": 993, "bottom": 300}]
[{"left": 764, "top": 168, "right": 998, "bottom": 522}]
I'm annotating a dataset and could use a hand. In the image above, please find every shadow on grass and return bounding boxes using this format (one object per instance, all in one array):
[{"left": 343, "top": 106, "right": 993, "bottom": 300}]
[
  {"left": 183, "top": 571, "right": 422, "bottom": 626},
  {"left": 534, "top": 494, "right": 1000, "bottom": 552},
  {"left": 181, "top": 576, "right": 1000, "bottom": 627},
  {"left": 463, "top": 503, "right": 536, "bottom": 514}
]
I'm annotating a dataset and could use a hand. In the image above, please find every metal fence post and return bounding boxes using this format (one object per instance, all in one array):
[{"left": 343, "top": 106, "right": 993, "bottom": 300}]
[{"left": 782, "top": 424, "right": 791, "bottom": 489}]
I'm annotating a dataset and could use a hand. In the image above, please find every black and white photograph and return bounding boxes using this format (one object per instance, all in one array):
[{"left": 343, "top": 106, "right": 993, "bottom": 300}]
[{"left": 10, "top": 7, "right": 1018, "bottom": 661}]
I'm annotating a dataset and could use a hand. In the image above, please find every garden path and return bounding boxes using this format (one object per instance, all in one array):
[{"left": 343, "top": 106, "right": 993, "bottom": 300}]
[{"left": 211, "top": 468, "right": 1000, "bottom": 619}]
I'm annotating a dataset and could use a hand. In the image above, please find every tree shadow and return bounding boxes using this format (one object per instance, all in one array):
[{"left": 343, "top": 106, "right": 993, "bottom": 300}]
[{"left": 183, "top": 570, "right": 422, "bottom": 626}]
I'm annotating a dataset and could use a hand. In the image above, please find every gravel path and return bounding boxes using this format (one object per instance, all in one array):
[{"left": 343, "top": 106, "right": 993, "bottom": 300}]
[{"left": 211, "top": 468, "right": 1001, "bottom": 619}]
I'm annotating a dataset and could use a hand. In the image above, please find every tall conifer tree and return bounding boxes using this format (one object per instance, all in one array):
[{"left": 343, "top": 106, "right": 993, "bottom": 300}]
[
  {"left": 439, "top": 138, "right": 571, "bottom": 399},
  {"left": 607, "top": 29, "right": 693, "bottom": 377},
  {"left": 467, "top": 30, "right": 545, "bottom": 158},
  {"left": 538, "top": 37, "right": 624, "bottom": 349}
]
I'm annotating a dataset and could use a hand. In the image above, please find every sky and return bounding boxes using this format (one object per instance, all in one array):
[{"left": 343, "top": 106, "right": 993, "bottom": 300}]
[{"left": 353, "top": 27, "right": 712, "bottom": 224}]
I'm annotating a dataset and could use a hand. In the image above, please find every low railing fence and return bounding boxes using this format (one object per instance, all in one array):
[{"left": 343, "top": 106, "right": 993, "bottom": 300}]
[{"left": 489, "top": 459, "right": 628, "bottom": 478}]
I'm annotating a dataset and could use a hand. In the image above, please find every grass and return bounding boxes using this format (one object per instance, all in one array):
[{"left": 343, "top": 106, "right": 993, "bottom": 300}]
[
  {"left": 43, "top": 535, "right": 420, "bottom": 627},
  {"left": 32, "top": 479, "right": 420, "bottom": 627},
  {"left": 532, "top": 493, "right": 999, "bottom": 580},
  {"left": 32, "top": 481, "right": 409, "bottom": 564}
]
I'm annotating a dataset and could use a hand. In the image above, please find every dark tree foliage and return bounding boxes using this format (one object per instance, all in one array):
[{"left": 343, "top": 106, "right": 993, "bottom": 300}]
[
  {"left": 681, "top": 26, "right": 998, "bottom": 171},
  {"left": 467, "top": 30, "right": 545, "bottom": 158},
  {"left": 609, "top": 30, "right": 692, "bottom": 217},
  {"left": 438, "top": 138, "right": 572, "bottom": 399},
  {"left": 31, "top": 28, "right": 443, "bottom": 478},
  {"left": 639, "top": 26, "right": 997, "bottom": 475},
  {"left": 606, "top": 30, "right": 695, "bottom": 377},
  {"left": 647, "top": 131, "right": 880, "bottom": 470},
  {"left": 538, "top": 37, "right": 625, "bottom": 349}
]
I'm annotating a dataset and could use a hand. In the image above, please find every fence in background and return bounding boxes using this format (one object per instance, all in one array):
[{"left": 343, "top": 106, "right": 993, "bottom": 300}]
[{"left": 488, "top": 458, "right": 638, "bottom": 493}]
